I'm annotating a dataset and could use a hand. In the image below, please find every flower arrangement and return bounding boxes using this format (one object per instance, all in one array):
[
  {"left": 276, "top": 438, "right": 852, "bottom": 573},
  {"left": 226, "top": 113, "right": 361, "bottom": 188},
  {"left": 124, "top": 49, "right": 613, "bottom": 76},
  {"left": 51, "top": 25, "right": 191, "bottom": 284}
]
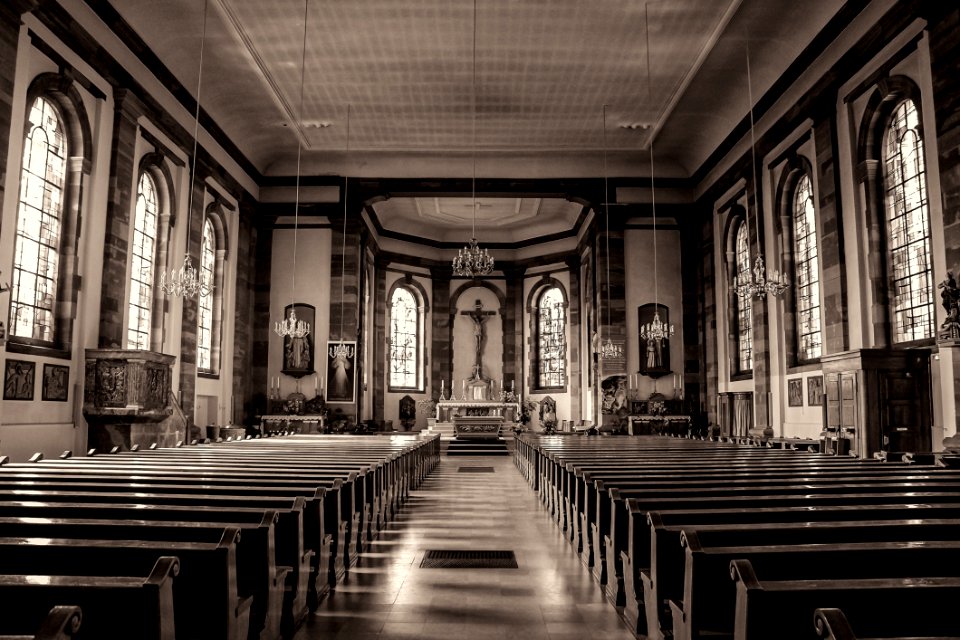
[
  {"left": 519, "top": 399, "right": 539, "bottom": 426},
  {"left": 649, "top": 400, "right": 667, "bottom": 416}
]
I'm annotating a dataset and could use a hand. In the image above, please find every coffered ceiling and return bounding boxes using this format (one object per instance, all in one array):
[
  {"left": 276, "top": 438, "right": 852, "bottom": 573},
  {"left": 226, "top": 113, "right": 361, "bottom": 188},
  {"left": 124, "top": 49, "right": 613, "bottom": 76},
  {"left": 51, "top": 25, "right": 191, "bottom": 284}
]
[{"left": 107, "top": 0, "right": 844, "bottom": 182}]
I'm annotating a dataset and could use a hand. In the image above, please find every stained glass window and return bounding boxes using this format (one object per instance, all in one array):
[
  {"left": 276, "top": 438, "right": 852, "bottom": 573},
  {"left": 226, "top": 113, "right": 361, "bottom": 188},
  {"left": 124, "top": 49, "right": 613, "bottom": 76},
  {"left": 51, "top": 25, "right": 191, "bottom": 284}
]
[
  {"left": 127, "top": 172, "right": 159, "bottom": 350},
  {"left": 883, "top": 99, "right": 933, "bottom": 343},
  {"left": 735, "top": 221, "right": 753, "bottom": 372},
  {"left": 389, "top": 287, "right": 419, "bottom": 388},
  {"left": 11, "top": 97, "right": 65, "bottom": 342},
  {"left": 197, "top": 219, "right": 215, "bottom": 371},
  {"left": 537, "top": 286, "right": 566, "bottom": 388},
  {"left": 793, "top": 174, "right": 822, "bottom": 360}
]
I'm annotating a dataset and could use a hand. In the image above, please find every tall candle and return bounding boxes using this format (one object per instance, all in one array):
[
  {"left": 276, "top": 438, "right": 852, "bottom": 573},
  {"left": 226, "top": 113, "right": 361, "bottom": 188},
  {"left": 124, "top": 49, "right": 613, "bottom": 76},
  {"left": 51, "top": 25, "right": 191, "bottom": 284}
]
[
  {"left": 511, "top": 380, "right": 515, "bottom": 392},
  {"left": 441, "top": 379, "right": 445, "bottom": 393}
]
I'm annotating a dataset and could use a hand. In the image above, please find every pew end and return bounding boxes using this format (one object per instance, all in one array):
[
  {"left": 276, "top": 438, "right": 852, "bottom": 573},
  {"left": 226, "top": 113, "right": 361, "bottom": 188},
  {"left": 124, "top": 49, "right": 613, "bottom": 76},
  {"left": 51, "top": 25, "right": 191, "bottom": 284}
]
[{"left": 813, "top": 608, "right": 856, "bottom": 640}]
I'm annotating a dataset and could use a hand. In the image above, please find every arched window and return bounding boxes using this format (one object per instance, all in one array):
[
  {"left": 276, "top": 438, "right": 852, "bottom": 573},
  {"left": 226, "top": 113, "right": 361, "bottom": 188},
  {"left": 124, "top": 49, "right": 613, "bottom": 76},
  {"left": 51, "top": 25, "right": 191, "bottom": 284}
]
[
  {"left": 883, "top": 99, "right": 933, "bottom": 343},
  {"left": 537, "top": 286, "right": 566, "bottom": 388},
  {"left": 127, "top": 171, "right": 159, "bottom": 350},
  {"left": 11, "top": 96, "right": 65, "bottom": 342},
  {"left": 389, "top": 286, "right": 420, "bottom": 389},
  {"left": 793, "top": 174, "right": 822, "bottom": 360},
  {"left": 735, "top": 221, "right": 753, "bottom": 372},
  {"left": 197, "top": 218, "right": 215, "bottom": 372}
]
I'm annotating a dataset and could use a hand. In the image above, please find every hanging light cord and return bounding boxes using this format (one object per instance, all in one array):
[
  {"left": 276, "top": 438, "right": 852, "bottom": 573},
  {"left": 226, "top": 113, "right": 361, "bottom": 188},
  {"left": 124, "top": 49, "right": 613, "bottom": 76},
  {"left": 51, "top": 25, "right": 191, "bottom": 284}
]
[
  {"left": 184, "top": 0, "right": 208, "bottom": 258},
  {"left": 645, "top": 3, "right": 658, "bottom": 311},
  {"left": 338, "top": 104, "right": 351, "bottom": 342},
  {"left": 471, "top": 0, "right": 478, "bottom": 242},
  {"left": 602, "top": 104, "right": 612, "bottom": 339},
  {"left": 291, "top": 0, "right": 309, "bottom": 308},
  {"left": 745, "top": 35, "right": 757, "bottom": 255}
]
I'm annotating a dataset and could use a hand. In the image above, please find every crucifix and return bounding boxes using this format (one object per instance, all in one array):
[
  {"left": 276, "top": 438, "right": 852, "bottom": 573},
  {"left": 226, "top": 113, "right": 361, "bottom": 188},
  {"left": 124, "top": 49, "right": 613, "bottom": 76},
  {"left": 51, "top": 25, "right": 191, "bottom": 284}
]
[{"left": 461, "top": 299, "right": 496, "bottom": 380}]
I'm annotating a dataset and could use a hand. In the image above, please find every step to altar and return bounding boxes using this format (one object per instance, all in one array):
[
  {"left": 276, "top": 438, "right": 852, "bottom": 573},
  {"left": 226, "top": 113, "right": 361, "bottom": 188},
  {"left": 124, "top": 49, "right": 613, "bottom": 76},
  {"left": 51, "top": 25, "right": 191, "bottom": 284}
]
[
  {"left": 446, "top": 438, "right": 510, "bottom": 456},
  {"left": 424, "top": 420, "right": 455, "bottom": 439}
]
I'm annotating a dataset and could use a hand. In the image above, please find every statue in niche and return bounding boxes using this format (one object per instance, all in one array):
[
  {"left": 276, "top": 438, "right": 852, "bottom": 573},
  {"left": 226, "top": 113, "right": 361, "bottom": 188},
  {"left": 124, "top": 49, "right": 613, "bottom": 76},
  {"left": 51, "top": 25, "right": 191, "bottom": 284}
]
[{"left": 286, "top": 336, "right": 309, "bottom": 370}]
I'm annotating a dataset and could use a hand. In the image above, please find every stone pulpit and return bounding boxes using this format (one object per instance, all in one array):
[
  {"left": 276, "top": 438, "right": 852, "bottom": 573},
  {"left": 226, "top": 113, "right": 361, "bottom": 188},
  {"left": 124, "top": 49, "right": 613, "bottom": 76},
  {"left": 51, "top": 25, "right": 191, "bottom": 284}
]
[{"left": 83, "top": 349, "right": 177, "bottom": 452}]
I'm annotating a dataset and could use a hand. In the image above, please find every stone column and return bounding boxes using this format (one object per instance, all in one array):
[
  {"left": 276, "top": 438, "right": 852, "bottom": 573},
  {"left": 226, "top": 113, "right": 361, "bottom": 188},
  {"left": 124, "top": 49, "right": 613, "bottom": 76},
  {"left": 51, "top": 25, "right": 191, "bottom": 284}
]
[
  {"left": 98, "top": 89, "right": 146, "bottom": 348},
  {"left": 814, "top": 116, "right": 849, "bottom": 354},
  {"left": 429, "top": 265, "right": 453, "bottom": 393},
  {"left": 565, "top": 256, "right": 582, "bottom": 420}
]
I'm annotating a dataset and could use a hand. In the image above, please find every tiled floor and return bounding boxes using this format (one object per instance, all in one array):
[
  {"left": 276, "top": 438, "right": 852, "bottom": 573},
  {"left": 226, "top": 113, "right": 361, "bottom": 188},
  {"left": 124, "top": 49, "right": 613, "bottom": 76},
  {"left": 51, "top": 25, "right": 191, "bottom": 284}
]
[{"left": 294, "top": 453, "right": 634, "bottom": 639}]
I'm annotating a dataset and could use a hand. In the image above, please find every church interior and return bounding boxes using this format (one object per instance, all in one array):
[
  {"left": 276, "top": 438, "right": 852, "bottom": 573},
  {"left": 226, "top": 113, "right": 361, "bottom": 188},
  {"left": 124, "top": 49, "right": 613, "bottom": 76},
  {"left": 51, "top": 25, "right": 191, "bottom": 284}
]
[{"left": 1, "top": 0, "right": 960, "bottom": 638}]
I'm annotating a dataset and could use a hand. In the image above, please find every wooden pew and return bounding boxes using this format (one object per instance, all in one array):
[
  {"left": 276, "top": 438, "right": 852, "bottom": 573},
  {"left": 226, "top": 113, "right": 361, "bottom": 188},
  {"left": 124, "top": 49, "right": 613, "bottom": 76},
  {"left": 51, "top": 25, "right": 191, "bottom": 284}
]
[
  {"left": 601, "top": 477, "right": 960, "bottom": 608},
  {"left": 0, "top": 490, "right": 313, "bottom": 632},
  {"left": 0, "top": 532, "right": 249, "bottom": 640},
  {"left": 0, "top": 558, "right": 177, "bottom": 640},
  {"left": 672, "top": 523, "right": 960, "bottom": 640},
  {"left": 0, "top": 605, "right": 83, "bottom": 640},
  {"left": 731, "top": 560, "right": 960, "bottom": 640},
  {"left": 636, "top": 502, "right": 960, "bottom": 639},
  {"left": 20, "top": 459, "right": 356, "bottom": 573},
  {"left": 3, "top": 464, "right": 340, "bottom": 595},
  {"left": 813, "top": 607, "right": 960, "bottom": 640},
  {"left": 0, "top": 515, "right": 284, "bottom": 640}
]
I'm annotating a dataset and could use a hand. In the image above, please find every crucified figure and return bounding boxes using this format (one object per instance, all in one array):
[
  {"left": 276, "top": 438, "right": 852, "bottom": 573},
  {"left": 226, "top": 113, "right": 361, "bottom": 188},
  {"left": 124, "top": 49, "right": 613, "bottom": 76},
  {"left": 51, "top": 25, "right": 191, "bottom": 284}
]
[{"left": 461, "top": 299, "right": 496, "bottom": 380}]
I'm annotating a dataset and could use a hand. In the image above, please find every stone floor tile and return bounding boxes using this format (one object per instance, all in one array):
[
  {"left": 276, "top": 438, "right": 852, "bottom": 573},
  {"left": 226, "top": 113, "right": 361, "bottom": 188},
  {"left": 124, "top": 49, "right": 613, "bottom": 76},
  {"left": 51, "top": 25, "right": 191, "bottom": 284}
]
[{"left": 293, "top": 453, "right": 632, "bottom": 639}]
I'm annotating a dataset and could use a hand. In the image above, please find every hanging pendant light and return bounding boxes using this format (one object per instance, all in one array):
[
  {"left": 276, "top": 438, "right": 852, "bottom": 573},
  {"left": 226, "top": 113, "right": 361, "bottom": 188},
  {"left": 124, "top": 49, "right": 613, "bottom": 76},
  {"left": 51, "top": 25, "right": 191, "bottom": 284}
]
[
  {"left": 329, "top": 104, "right": 355, "bottom": 362},
  {"left": 275, "top": 0, "right": 311, "bottom": 340},
  {"left": 639, "top": 3, "right": 674, "bottom": 346},
  {"left": 160, "top": 0, "right": 213, "bottom": 299},
  {"left": 734, "top": 35, "right": 788, "bottom": 300},
  {"left": 598, "top": 104, "right": 623, "bottom": 361},
  {"left": 452, "top": 0, "right": 494, "bottom": 278}
]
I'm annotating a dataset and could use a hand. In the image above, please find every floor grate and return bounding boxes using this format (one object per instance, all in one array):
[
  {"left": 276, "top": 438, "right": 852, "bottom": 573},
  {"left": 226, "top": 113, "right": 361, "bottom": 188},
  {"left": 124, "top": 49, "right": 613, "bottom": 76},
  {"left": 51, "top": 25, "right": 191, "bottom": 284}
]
[
  {"left": 420, "top": 550, "right": 518, "bottom": 569},
  {"left": 457, "top": 466, "right": 495, "bottom": 473}
]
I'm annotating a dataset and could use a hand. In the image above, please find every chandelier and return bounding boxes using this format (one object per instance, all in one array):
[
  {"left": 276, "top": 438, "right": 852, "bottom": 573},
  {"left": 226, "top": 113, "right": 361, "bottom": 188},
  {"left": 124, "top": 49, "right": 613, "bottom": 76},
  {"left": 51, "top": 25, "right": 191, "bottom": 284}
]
[
  {"left": 275, "top": 0, "right": 312, "bottom": 339},
  {"left": 734, "top": 35, "right": 788, "bottom": 300},
  {"left": 453, "top": 238, "right": 493, "bottom": 278},
  {"left": 275, "top": 307, "right": 310, "bottom": 339},
  {"left": 735, "top": 254, "right": 788, "bottom": 299},
  {"left": 452, "top": 0, "right": 494, "bottom": 278},
  {"left": 598, "top": 104, "right": 623, "bottom": 361},
  {"left": 160, "top": 0, "right": 213, "bottom": 299},
  {"left": 640, "top": 309, "right": 674, "bottom": 343},
  {"left": 329, "top": 341, "right": 355, "bottom": 360},
  {"left": 161, "top": 255, "right": 212, "bottom": 298}
]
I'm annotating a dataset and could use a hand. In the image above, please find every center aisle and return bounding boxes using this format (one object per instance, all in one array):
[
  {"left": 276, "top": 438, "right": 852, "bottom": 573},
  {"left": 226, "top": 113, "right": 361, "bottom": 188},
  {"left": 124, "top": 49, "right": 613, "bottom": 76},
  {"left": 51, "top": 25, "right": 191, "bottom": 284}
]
[{"left": 294, "top": 453, "right": 633, "bottom": 640}]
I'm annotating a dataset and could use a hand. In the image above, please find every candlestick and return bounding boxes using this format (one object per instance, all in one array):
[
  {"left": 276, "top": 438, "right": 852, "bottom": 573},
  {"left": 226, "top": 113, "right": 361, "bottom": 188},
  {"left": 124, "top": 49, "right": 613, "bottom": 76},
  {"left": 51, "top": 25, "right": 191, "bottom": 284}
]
[{"left": 511, "top": 379, "right": 514, "bottom": 392}]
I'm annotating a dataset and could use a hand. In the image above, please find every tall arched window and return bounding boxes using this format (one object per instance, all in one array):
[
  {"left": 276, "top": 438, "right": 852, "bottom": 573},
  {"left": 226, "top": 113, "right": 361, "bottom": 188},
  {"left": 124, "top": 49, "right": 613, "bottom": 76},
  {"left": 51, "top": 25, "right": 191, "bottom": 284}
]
[
  {"left": 389, "top": 286, "right": 420, "bottom": 389},
  {"left": 127, "top": 171, "right": 159, "bottom": 349},
  {"left": 197, "top": 218, "right": 215, "bottom": 372},
  {"left": 537, "top": 286, "right": 566, "bottom": 388},
  {"left": 11, "top": 96, "right": 65, "bottom": 342},
  {"left": 197, "top": 219, "right": 217, "bottom": 373},
  {"left": 793, "top": 174, "right": 822, "bottom": 360},
  {"left": 883, "top": 98, "right": 933, "bottom": 343},
  {"left": 735, "top": 221, "right": 753, "bottom": 372}
]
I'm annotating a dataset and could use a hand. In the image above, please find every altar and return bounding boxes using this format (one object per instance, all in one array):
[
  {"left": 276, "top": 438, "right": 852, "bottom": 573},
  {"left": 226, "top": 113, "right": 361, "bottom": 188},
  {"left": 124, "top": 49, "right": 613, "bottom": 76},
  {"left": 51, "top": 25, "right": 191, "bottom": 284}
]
[{"left": 435, "top": 400, "right": 519, "bottom": 423}]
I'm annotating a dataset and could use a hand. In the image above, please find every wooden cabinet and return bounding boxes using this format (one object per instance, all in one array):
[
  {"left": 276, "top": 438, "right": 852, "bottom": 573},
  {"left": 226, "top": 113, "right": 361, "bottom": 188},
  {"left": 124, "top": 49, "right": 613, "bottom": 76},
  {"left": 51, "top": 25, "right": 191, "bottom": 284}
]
[{"left": 821, "top": 349, "right": 931, "bottom": 458}]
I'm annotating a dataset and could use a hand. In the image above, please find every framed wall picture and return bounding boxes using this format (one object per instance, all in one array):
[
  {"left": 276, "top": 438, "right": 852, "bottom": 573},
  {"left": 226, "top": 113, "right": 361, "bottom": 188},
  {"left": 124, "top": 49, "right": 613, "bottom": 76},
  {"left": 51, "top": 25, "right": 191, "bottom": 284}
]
[
  {"left": 638, "top": 303, "right": 671, "bottom": 379},
  {"left": 4, "top": 359, "right": 35, "bottom": 401},
  {"left": 808, "top": 375, "right": 824, "bottom": 406},
  {"left": 42, "top": 364, "right": 69, "bottom": 402},
  {"left": 787, "top": 378, "right": 803, "bottom": 407},
  {"left": 326, "top": 340, "right": 357, "bottom": 404}
]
